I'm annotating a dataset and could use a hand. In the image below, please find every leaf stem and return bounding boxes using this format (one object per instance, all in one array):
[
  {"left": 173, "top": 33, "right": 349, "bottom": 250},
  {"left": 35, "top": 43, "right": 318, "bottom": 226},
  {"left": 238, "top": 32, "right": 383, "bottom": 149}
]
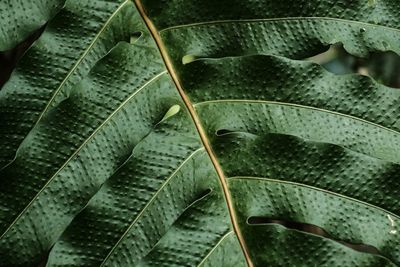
[{"left": 133, "top": 1, "right": 253, "bottom": 266}]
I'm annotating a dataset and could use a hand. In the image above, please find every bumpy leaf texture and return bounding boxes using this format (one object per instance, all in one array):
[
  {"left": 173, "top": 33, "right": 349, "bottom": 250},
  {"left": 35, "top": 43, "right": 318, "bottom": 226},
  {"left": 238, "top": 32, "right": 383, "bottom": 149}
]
[{"left": 0, "top": 0, "right": 399, "bottom": 266}]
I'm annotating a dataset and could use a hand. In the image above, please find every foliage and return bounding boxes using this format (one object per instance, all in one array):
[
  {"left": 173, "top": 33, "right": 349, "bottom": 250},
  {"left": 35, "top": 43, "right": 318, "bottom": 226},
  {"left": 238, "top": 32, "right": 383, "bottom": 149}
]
[{"left": 0, "top": 0, "right": 399, "bottom": 266}]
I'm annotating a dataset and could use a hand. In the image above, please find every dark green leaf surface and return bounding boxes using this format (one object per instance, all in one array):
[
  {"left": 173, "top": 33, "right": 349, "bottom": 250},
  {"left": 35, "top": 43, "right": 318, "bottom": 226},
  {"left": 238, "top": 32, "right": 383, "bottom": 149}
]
[
  {"left": 0, "top": 0, "right": 138, "bottom": 168},
  {"left": 0, "top": 0, "right": 65, "bottom": 51},
  {"left": 228, "top": 178, "right": 398, "bottom": 266},
  {"left": 1, "top": 0, "right": 400, "bottom": 266},
  {"left": 0, "top": 27, "right": 174, "bottom": 265}
]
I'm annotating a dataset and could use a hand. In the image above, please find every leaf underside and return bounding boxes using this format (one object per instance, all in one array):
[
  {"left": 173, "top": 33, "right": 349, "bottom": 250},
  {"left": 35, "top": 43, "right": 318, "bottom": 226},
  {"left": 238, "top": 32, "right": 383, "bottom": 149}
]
[{"left": 0, "top": 0, "right": 399, "bottom": 266}]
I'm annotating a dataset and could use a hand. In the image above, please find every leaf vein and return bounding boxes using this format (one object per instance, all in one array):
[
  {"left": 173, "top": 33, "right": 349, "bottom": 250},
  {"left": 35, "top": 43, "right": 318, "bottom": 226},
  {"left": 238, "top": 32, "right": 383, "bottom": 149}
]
[
  {"left": 0, "top": 71, "right": 167, "bottom": 239},
  {"left": 160, "top": 17, "right": 400, "bottom": 34},
  {"left": 193, "top": 99, "right": 400, "bottom": 136},
  {"left": 35, "top": 0, "right": 131, "bottom": 125},
  {"left": 228, "top": 176, "right": 400, "bottom": 220},
  {"left": 100, "top": 147, "right": 205, "bottom": 266},
  {"left": 197, "top": 230, "right": 235, "bottom": 267}
]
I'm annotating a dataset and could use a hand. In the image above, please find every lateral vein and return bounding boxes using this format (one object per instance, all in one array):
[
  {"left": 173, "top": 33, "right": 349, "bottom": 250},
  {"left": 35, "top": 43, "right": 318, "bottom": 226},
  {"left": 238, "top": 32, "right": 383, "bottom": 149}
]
[
  {"left": 194, "top": 99, "right": 400, "bottom": 136},
  {"left": 35, "top": 0, "right": 131, "bottom": 125},
  {"left": 0, "top": 71, "right": 167, "bottom": 239},
  {"left": 160, "top": 16, "right": 400, "bottom": 34},
  {"left": 99, "top": 148, "right": 205, "bottom": 266},
  {"left": 229, "top": 176, "right": 400, "bottom": 220},
  {"left": 197, "top": 231, "right": 235, "bottom": 267}
]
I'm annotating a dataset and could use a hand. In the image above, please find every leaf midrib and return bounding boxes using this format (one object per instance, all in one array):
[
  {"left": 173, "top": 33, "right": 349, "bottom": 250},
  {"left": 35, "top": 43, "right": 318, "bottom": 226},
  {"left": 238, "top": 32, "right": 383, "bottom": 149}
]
[{"left": 134, "top": 1, "right": 253, "bottom": 266}]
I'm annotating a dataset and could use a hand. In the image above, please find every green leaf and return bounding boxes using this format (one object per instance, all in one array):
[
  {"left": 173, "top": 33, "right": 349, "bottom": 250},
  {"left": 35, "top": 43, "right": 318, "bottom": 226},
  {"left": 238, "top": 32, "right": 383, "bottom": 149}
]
[
  {"left": 1, "top": 0, "right": 400, "bottom": 266},
  {"left": 0, "top": 0, "right": 139, "bottom": 168},
  {"left": 0, "top": 0, "right": 65, "bottom": 51}
]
